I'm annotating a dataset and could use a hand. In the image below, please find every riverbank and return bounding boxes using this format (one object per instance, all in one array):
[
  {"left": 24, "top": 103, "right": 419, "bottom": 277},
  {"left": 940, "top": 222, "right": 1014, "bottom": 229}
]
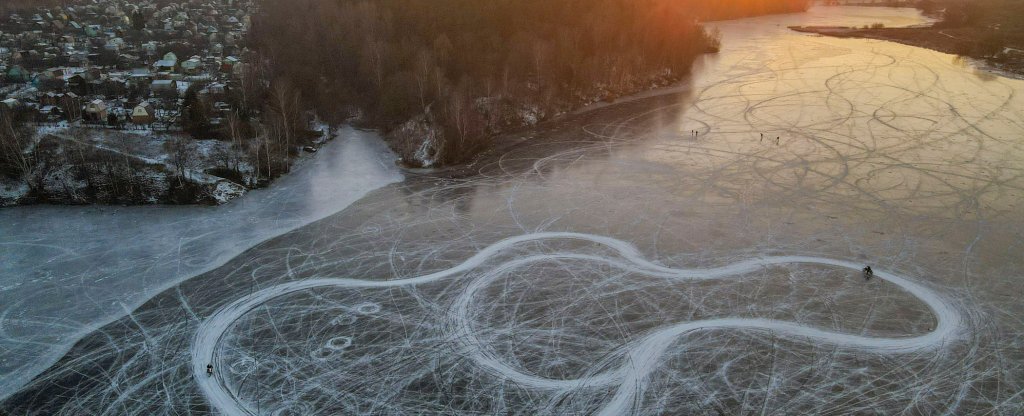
[
  {"left": 386, "top": 68, "right": 687, "bottom": 169},
  {"left": 790, "top": 7, "right": 1024, "bottom": 78},
  {"left": 0, "top": 122, "right": 338, "bottom": 207}
]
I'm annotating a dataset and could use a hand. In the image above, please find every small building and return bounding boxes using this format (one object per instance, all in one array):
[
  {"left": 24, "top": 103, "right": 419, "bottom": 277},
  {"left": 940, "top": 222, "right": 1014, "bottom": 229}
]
[
  {"left": 104, "top": 38, "right": 124, "bottom": 52},
  {"left": 151, "top": 79, "right": 178, "bottom": 94},
  {"left": 203, "top": 82, "right": 227, "bottom": 98},
  {"left": 85, "top": 99, "right": 108, "bottom": 122},
  {"left": 153, "top": 59, "right": 176, "bottom": 72},
  {"left": 181, "top": 56, "right": 202, "bottom": 74},
  {"left": 41, "top": 92, "right": 61, "bottom": 106},
  {"left": 142, "top": 42, "right": 158, "bottom": 56},
  {"left": 131, "top": 101, "right": 154, "bottom": 124},
  {"left": 6, "top": 65, "right": 30, "bottom": 83},
  {"left": 39, "top": 105, "right": 62, "bottom": 121},
  {"left": 221, "top": 56, "right": 239, "bottom": 73},
  {"left": 131, "top": 68, "right": 153, "bottom": 78}
]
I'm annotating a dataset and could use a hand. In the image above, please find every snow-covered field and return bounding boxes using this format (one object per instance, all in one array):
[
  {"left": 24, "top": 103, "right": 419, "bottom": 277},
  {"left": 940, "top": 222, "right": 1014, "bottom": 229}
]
[{"left": 4, "top": 6, "right": 1024, "bottom": 414}]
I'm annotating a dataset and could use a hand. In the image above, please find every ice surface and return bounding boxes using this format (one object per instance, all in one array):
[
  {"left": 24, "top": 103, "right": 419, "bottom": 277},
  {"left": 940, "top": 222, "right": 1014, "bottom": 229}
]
[
  {"left": 192, "top": 233, "right": 964, "bottom": 416},
  {"left": 4, "top": 5, "right": 1024, "bottom": 415},
  {"left": 0, "top": 127, "right": 403, "bottom": 400}
]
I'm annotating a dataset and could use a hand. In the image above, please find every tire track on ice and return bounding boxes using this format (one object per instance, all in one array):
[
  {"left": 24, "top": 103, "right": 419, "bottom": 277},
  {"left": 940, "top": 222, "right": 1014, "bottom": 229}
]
[{"left": 192, "top": 232, "right": 964, "bottom": 415}]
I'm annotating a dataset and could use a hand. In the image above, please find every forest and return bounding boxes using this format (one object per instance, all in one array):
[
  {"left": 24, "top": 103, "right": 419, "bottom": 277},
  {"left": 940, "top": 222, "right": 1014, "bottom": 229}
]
[{"left": 249, "top": 0, "right": 810, "bottom": 166}]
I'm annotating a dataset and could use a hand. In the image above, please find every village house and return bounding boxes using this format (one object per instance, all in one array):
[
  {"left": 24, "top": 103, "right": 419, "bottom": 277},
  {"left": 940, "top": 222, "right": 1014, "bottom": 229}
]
[
  {"left": 6, "top": 65, "right": 29, "bottom": 83},
  {"left": 151, "top": 79, "right": 177, "bottom": 96},
  {"left": 131, "top": 101, "right": 154, "bottom": 124},
  {"left": 84, "top": 99, "right": 107, "bottom": 122},
  {"left": 38, "top": 104, "right": 61, "bottom": 122},
  {"left": 181, "top": 56, "right": 202, "bottom": 75},
  {"left": 153, "top": 51, "right": 178, "bottom": 72}
]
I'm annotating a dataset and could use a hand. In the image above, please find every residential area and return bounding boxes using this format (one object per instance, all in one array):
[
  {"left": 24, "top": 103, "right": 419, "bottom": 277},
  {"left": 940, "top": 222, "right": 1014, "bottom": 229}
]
[
  {"left": 1, "top": 0, "right": 249, "bottom": 129},
  {"left": 0, "top": 0, "right": 321, "bottom": 206}
]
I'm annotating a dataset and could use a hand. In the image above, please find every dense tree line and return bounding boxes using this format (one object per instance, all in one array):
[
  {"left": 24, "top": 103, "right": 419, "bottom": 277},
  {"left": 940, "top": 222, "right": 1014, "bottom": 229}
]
[{"left": 249, "top": 0, "right": 809, "bottom": 165}]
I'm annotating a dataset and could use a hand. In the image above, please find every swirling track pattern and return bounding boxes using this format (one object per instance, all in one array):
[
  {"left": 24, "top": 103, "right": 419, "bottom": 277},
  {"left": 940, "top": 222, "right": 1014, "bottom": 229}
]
[{"left": 193, "top": 232, "right": 963, "bottom": 416}]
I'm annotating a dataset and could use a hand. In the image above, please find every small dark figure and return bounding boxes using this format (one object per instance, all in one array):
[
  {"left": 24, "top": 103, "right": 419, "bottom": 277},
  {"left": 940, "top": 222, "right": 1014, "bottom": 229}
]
[
  {"left": 776, "top": 136, "right": 780, "bottom": 145},
  {"left": 207, "top": 364, "right": 214, "bottom": 376},
  {"left": 863, "top": 266, "right": 874, "bottom": 280}
]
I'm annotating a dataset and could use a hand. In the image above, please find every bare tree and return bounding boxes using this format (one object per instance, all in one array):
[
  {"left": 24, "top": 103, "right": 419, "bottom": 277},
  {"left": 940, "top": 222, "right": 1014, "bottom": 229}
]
[
  {"left": 414, "top": 50, "right": 435, "bottom": 111},
  {"left": 219, "top": 111, "right": 247, "bottom": 178},
  {"left": 0, "top": 111, "right": 35, "bottom": 179},
  {"left": 164, "top": 136, "right": 198, "bottom": 184},
  {"left": 445, "top": 81, "right": 485, "bottom": 161},
  {"left": 362, "top": 38, "right": 386, "bottom": 90},
  {"left": 268, "top": 80, "right": 301, "bottom": 163}
]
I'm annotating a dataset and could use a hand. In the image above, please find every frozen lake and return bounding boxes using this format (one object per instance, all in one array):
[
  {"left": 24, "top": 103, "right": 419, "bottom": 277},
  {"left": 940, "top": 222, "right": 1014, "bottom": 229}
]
[{"left": 4, "top": 6, "right": 1024, "bottom": 414}]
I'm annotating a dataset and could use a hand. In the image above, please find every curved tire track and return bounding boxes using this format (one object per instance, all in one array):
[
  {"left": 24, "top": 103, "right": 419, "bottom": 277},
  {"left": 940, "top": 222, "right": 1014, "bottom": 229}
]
[{"left": 192, "top": 232, "right": 964, "bottom": 415}]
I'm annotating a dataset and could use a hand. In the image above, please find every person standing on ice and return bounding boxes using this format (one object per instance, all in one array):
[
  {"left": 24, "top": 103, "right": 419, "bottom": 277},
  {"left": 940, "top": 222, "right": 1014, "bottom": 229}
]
[
  {"left": 863, "top": 266, "right": 874, "bottom": 280},
  {"left": 207, "top": 364, "right": 214, "bottom": 376}
]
